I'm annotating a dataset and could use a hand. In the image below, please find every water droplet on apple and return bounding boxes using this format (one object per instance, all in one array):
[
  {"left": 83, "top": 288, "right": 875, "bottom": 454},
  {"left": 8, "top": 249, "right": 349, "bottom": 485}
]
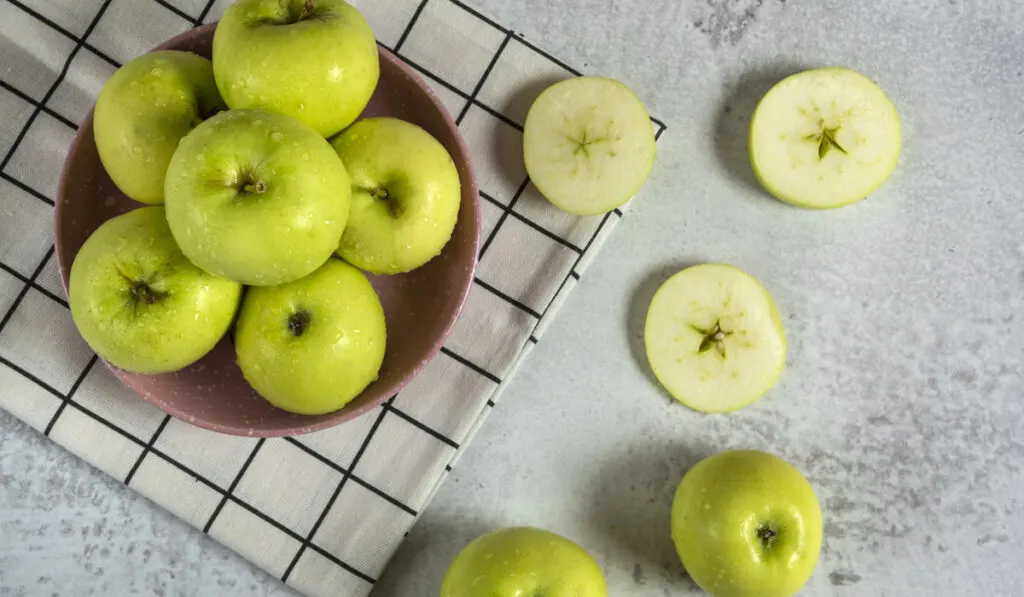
[
  {"left": 270, "top": 132, "right": 285, "bottom": 142},
  {"left": 150, "top": 68, "right": 162, "bottom": 77},
  {"left": 302, "top": 153, "right": 309, "bottom": 161},
  {"left": 297, "top": 103, "right": 305, "bottom": 112},
  {"left": 131, "top": 145, "right": 142, "bottom": 154},
  {"left": 254, "top": 119, "right": 264, "bottom": 127}
]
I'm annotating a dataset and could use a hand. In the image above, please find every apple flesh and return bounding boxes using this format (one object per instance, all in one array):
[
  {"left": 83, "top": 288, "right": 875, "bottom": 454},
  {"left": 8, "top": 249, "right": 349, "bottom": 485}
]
[
  {"left": 164, "top": 108, "right": 350, "bottom": 286},
  {"left": 330, "top": 117, "right": 461, "bottom": 275},
  {"left": 749, "top": 67, "right": 902, "bottom": 209},
  {"left": 644, "top": 263, "right": 786, "bottom": 413},
  {"left": 94, "top": 50, "right": 225, "bottom": 205},
  {"left": 523, "top": 76, "right": 657, "bottom": 215},
  {"left": 212, "top": 0, "right": 380, "bottom": 138},
  {"left": 234, "top": 258, "right": 386, "bottom": 415},
  {"left": 671, "top": 450, "right": 822, "bottom": 597},
  {"left": 442, "top": 527, "right": 608, "bottom": 597},
  {"left": 68, "top": 206, "right": 242, "bottom": 374}
]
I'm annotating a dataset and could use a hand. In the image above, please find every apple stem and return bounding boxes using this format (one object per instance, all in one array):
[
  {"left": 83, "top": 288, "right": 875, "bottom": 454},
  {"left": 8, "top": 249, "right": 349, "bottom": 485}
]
[
  {"left": 371, "top": 187, "right": 403, "bottom": 218},
  {"left": 130, "top": 283, "right": 163, "bottom": 307},
  {"left": 302, "top": 0, "right": 314, "bottom": 19}
]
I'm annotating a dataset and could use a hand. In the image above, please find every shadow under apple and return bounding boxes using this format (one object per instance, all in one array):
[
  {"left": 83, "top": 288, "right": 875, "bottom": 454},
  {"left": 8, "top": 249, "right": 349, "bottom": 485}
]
[
  {"left": 585, "top": 442, "right": 710, "bottom": 592},
  {"left": 714, "top": 64, "right": 811, "bottom": 199},
  {"left": 626, "top": 261, "right": 704, "bottom": 404},
  {"left": 489, "top": 75, "right": 569, "bottom": 189},
  {"left": 374, "top": 512, "right": 499, "bottom": 595}
]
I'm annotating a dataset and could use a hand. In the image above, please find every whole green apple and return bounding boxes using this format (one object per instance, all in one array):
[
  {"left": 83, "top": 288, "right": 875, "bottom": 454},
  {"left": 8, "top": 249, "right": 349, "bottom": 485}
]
[
  {"left": 212, "top": 0, "right": 379, "bottom": 138},
  {"left": 671, "top": 450, "right": 822, "bottom": 597},
  {"left": 235, "top": 258, "right": 386, "bottom": 415},
  {"left": 164, "top": 108, "right": 350, "bottom": 286},
  {"left": 94, "top": 50, "right": 225, "bottom": 204},
  {"left": 68, "top": 206, "right": 242, "bottom": 374},
  {"left": 441, "top": 527, "right": 608, "bottom": 597},
  {"left": 331, "top": 117, "right": 461, "bottom": 275}
]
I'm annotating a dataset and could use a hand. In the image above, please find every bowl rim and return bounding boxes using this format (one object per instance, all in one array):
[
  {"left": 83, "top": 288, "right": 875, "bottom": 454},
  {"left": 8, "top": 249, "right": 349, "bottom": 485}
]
[{"left": 54, "top": 22, "right": 482, "bottom": 437}]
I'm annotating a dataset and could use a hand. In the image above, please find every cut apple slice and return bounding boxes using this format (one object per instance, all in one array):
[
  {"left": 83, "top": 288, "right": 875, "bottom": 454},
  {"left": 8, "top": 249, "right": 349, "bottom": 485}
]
[
  {"left": 644, "top": 264, "right": 786, "bottom": 413},
  {"left": 749, "top": 67, "right": 901, "bottom": 209},
  {"left": 523, "top": 76, "right": 656, "bottom": 215}
]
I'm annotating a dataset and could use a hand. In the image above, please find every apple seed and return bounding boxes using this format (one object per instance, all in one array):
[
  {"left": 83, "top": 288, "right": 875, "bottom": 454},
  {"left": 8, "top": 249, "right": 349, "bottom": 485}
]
[{"left": 693, "top": 320, "right": 732, "bottom": 358}]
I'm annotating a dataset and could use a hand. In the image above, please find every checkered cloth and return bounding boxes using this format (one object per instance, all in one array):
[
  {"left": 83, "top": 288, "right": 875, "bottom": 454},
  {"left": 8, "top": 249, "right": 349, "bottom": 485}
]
[{"left": 0, "top": 0, "right": 665, "bottom": 594}]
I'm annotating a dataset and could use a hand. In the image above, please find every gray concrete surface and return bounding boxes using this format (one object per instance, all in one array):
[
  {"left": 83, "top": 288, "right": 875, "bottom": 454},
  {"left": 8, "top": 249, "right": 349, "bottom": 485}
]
[{"left": 4, "top": 0, "right": 1024, "bottom": 595}]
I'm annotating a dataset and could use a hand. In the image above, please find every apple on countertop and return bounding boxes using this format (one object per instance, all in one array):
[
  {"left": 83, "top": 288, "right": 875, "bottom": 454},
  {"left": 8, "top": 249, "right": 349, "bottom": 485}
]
[
  {"left": 671, "top": 450, "right": 823, "bottom": 597},
  {"left": 442, "top": 526, "right": 608, "bottom": 597}
]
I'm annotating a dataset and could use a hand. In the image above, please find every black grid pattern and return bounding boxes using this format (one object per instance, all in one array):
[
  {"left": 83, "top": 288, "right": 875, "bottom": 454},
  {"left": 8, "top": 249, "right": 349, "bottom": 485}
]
[{"left": 0, "top": 0, "right": 666, "bottom": 594}]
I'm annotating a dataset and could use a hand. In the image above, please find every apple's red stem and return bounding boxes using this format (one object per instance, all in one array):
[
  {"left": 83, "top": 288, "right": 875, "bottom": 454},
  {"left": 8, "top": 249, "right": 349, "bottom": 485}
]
[{"left": 303, "top": 0, "right": 314, "bottom": 19}]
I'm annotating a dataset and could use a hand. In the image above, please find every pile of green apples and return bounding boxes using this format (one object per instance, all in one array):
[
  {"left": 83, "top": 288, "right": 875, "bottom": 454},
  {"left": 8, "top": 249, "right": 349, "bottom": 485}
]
[
  {"left": 444, "top": 68, "right": 902, "bottom": 597},
  {"left": 68, "top": 0, "right": 463, "bottom": 416}
]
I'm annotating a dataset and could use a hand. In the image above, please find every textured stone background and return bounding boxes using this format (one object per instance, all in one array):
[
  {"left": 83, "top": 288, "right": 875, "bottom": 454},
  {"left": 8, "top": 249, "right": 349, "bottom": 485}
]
[{"left": 3, "top": 0, "right": 1023, "bottom": 595}]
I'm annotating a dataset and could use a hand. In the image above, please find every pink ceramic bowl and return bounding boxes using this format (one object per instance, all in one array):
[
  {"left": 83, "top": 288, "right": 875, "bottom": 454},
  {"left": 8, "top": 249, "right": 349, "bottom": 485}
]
[{"left": 54, "top": 24, "right": 480, "bottom": 437}]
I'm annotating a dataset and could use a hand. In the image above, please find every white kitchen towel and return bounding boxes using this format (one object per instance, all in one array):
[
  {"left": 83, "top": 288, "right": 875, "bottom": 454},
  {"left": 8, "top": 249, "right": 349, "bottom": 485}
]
[{"left": 0, "top": 0, "right": 665, "bottom": 594}]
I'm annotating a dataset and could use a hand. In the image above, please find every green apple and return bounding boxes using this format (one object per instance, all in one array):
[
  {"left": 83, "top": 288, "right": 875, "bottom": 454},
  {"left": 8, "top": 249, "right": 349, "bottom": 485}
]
[
  {"left": 523, "top": 76, "right": 657, "bottom": 215},
  {"left": 164, "top": 108, "right": 350, "bottom": 286},
  {"left": 330, "top": 117, "right": 461, "bottom": 275},
  {"left": 441, "top": 527, "right": 607, "bottom": 597},
  {"left": 68, "top": 206, "right": 242, "bottom": 374},
  {"left": 749, "top": 67, "right": 902, "bottom": 209},
  {"left": 671, "top": 450, "right": 823, "bottom": 597},
  {"left": 644, "top": 263, "right": 786, "bottom": 413},
  {"left": 94, "top": 50, "right": 225, "bottom": 205},
  {"left": 235, "top": 258, "right": 386, "bottom": 415},
  {"left": 212, "top": 0, "right": 379, "bottom": 138}
]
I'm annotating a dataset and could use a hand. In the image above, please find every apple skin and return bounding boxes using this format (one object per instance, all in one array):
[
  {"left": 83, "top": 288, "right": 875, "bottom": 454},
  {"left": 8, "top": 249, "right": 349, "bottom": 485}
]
[
  {"left": 94, "top": 50, "right": 226, "bottom": 205},
  {"left": 441, "top": 527, "right": 608, "bottom": 597},
  {"left": 330, "top": 117, "right": 461, "bottom": 275},
  {"left": 68, "top": 206, "right": 242, "bottom": 374},
  {"left": 212, "top": 0, "right": 379, "bottom": 138},
  {"left": 164, "top": 108, "right": 350, "bottom": 287},
  {"left": 234, "top": 258, "right": 386, "bottom": 415},
  {"left": 671, "top": 450, "right": 822, "bottom": 597}
]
